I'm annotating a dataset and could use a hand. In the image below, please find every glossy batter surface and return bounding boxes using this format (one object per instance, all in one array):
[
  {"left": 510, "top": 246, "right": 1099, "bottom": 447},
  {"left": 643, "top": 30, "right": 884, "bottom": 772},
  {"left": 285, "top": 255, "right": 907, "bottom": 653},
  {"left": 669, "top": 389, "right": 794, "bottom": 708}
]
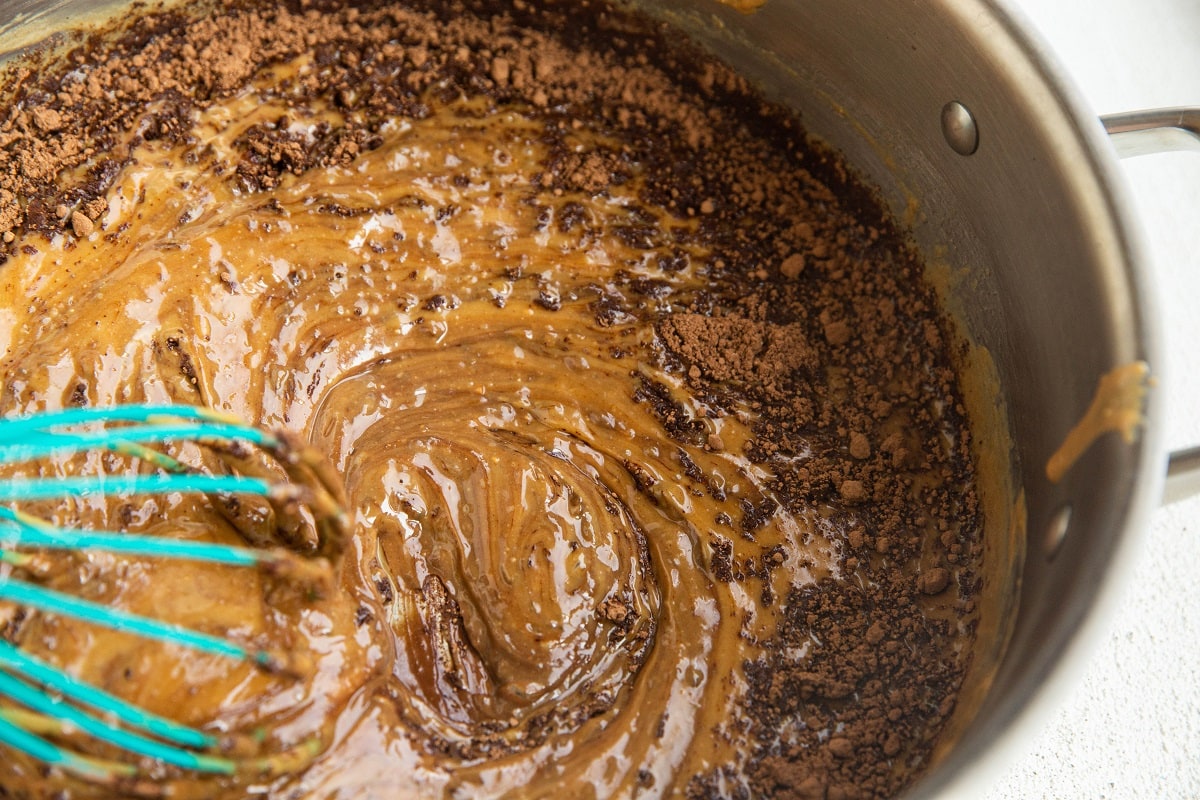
[{"left": 0, "top": 2, "right": 985, "bottom": 797}]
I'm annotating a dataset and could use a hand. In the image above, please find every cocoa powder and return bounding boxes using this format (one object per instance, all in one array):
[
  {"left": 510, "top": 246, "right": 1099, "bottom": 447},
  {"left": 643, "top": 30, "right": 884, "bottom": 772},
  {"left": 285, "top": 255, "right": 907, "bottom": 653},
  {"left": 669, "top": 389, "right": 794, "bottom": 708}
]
[{"left": 0, "top": 0, "right": 756, "bottom": 244}]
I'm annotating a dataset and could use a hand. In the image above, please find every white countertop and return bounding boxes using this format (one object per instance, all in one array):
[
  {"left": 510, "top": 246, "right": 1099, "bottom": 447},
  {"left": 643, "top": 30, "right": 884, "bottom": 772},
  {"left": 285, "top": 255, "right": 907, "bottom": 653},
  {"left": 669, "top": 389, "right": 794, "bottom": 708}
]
[{"left": 985, "top": 1, "right": 1200, "bottom": 797}]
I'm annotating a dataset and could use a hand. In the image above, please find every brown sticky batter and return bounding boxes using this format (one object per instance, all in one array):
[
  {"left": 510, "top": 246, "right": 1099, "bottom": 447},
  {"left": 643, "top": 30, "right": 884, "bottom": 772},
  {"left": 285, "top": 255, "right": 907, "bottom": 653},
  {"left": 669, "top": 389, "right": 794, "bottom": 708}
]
[
  {"left": 0, "top": 1, "right": 986, "bottom": 798},
  {"left": 1045, "top": 361, "right": 1150, "bottom": 483}
]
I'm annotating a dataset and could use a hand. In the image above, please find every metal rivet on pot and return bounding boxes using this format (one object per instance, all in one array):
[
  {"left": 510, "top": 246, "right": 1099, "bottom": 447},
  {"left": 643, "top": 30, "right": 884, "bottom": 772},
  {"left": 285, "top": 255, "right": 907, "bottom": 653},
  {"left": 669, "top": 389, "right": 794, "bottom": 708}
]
[
  {"left": 941, "top": 101, "right": 979, "bottom": 156},
  {"left": 1044, "top": 505, "right": 1072, "bottom": 560}
]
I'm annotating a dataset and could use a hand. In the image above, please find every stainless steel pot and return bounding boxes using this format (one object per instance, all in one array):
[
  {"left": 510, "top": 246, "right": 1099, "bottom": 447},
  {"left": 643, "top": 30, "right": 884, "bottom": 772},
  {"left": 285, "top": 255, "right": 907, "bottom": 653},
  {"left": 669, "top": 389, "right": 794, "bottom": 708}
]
[{"left": 1, "top": 0, "right": 1197, "bottom": 796}]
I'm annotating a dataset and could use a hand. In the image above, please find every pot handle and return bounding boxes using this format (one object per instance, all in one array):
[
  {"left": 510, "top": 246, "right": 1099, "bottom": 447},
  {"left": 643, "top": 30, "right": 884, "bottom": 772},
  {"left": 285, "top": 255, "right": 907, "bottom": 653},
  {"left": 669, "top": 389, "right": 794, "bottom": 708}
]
[
  {"left": 1100, "top": 107, "right": 1200, "bottom": 505},
  {"left": 1101, "top": 107, "right": 1200, "bottom": 158},
  {"left": 1163, "top": 447, "right": 1200, "bottom": 505}
]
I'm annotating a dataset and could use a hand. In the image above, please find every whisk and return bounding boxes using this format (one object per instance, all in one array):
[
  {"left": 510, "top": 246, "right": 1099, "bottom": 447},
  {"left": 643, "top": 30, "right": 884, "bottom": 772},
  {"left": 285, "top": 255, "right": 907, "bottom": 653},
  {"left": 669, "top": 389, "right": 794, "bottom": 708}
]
[{"left": 0, "top": 403, "right": 348, "bottom": 791}]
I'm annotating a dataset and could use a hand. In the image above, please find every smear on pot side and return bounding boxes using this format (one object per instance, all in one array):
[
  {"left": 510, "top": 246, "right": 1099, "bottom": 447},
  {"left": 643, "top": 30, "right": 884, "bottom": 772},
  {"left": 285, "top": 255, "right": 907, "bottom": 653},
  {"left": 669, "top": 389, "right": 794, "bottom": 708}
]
[{"left": 0, "top": 1, "right": 984, "bottom": 798}]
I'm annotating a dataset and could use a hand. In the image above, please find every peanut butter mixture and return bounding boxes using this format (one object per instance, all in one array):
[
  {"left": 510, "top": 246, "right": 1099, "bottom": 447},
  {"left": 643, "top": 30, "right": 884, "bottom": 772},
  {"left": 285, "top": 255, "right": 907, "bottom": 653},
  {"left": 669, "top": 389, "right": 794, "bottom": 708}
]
[{"left": 0, "top": 1, "right": 984, "bottom": 798}]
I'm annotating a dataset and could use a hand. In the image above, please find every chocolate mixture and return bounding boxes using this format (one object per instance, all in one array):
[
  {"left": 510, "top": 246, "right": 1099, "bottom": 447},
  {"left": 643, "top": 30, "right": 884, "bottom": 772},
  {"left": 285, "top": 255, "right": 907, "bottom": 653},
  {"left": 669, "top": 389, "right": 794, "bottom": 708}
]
[{"left": 0, "top": 1, "right": 983, "bottom": 798}]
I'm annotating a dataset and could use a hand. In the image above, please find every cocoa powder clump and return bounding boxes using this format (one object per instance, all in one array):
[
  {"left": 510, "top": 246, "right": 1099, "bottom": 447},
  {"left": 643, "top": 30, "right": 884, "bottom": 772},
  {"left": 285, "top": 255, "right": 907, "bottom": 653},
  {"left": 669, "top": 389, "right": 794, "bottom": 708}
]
[{"left": 659, "top": 313, "right": 816, "bottom": 401}]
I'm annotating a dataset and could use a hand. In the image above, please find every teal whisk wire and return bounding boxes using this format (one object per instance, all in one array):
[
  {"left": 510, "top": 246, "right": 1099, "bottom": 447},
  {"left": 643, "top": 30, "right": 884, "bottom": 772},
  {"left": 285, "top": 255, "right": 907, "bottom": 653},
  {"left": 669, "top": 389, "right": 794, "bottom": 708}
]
[
  {"left": 0, "top": 404, "right": 241, "bottom": 442},
  {"left": 0, "top": 670, "right": 236, "bottom": 774},
  {"left": 0, "top": 577, "right": 252, "bottom": 662},
  {"left": 0, "top": 712, "right": 120, "bottom": 781},
  {"left": 0, "top": 473, "right": 274, "bottom": 502},
  {"left": 0, "top": 640, "right": 214, "bottom": 750},
  {"left": 0, "top": 402, "right": 345, "bottom": 786},
  {"left": 0, "top": 421, "right": 278, "bottom": 463},
  {"left": 0, "top": 506, "right": 261, "bottom": 567}
]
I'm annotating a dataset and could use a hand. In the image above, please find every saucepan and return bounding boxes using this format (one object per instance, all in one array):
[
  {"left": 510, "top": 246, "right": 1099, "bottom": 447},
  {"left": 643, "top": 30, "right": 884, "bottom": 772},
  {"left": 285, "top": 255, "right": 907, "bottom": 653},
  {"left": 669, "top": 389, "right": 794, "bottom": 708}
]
[{"left": 1, "top": 0, "right": 1197, "bottom": 796}]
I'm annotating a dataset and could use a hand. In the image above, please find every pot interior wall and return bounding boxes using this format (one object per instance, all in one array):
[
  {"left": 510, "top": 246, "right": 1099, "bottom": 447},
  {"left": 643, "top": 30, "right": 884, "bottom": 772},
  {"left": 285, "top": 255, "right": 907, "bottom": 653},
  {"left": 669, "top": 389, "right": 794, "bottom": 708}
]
[
  {"left": 630, "top": 0, "right": 1161, "bottom": 794},
  {"left": 0, "top": 0, "right": 129, "bottom": 57}
]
